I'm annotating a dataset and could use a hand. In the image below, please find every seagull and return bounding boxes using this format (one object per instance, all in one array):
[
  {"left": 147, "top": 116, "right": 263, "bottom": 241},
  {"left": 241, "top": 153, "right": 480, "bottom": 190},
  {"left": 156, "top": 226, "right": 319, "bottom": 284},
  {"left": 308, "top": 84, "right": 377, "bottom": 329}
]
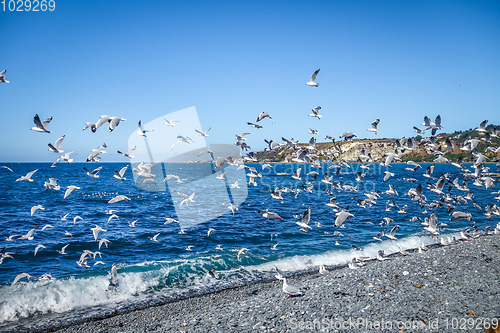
[
  {"left": 257, "top": 210, "right": 282, "bottom": 220},
  {"left": 113, "top": 165, "right": 129, "bottom": 181},
  {"left": 108, "top": 195, "right": 130, "bottom": 204},
  {"left": 34, "top": 244, "right": 46, "bottom": 256},
  {"left": 385, "top": 225, "right": 400, "bottom": 241},
  {"left": 64, "top": 185, "right": 80, "bottom": 199},
  {"left": 73, "top": 216, "right": 83, "bottom": 224},
  {"left": 383, "top": 171, "right": 395, "bottom": 182},
  {"left": 164, "top": 218, "right": 179, "bottom": 224},
  {"left": 215, "top": 245, "right": 223, "bottom": 250},
  {"left": 270, "top": 243, "right": 279, "bottom": 250},
  {"left": 367, "top": 119, "right": 380, "bottom": 134},
  {"left": 292, "top": 166, "right": 302, "bottom": 180},
  {"left": 64, "top": 230, "right": 73, "bottom": 237},
  {"left": 1, "top": 165, "right": 13, "bottom": 172},
  {"left": 247, "top": 122, "right": 263, "bottom": 129},
  {"left": 377, "top": 250, "right": 388, "bottom": 261},
  {"left": 180, "top": 192, "right": 195, "bottom": 206},
  {"left": 237, "top": 248, "right": 249, "bottom": 260},
  {"left": 308, "top": 128, "right": 318, "bottom": 135},
  {"left": 83, "top": 166, "right": 103, "bottom": 179},
  {"left": 295, "top": 207, "right": 312, "bottom": 232},
  {"left": 91, "top": 225, "right": 107, "bottom": 241},
  {"left": 207, "top": 228, "right": 216, "bottom": 237},
  {"left": 149, "top": 232, "right": 160, "bottom": 242},
  {"left": 308, "top": 106, "right": 322, "bottom": 120},
  {"left": 107, "top": 263, "right": 119, "bottom": 290},
  {"left": 230, "top": 180, "right": 240, "bottom": 189},
  {"left": 16, "top": 169, "right": 38, "bottom": 182},
  {"left": 319, "top": 265, "right": 329, "bottom": 276},
  {"left": 171, "top": 136, "right": 195, "bottom": 150},
  {"left": 162, "top": 118, "right": 181, "bottom": 127},
  {"left": 423, "top": 213, "right": 440, "bottom": 238},
  {"left": 274, "top": 266, "right": 284, "bottom": 280},
  {"left": 86, "top": 143, "right": 107, "bottom": 162},
  {"left": 82, "top": 122, "right": 97, "bottom": 132},
  {"left": 56, "top": 151, "right": 75, "bottom": 163},
  {"left": 41, "top": 224, "right": 53, "bottom": 232},
  {"left": 256, "top": 112, "right": 272, "bottom": 122},
  {"left": 413, "top": 126, "right": 425, "bottom": 134},
  {"left": 5, "top": 234, "right": 19, "bottom": 241},
  {"left": 108, "top": 116, "right": 126, "bottom": 132},
  {"left": 12, "top": 273, "right": 33, "bottom": 285},
  {"left": 98, "top": 238, "right": 111, "bottom": 250},
  {"left": 137, "top": 120, "right": 153, "bottom": 136},
  {"left": 228, "top": 203, "right": 238, "bottom": 215},
  {"left": 339, "top": 132, "right": 357, "bottom": 141},
  {"left": 48, "top": 135, "right": 65, "bottom": 153},
  {"left": 36, "top": 273, "right": 57, "bottom": 281},
  {"left": 306, "top": 68, "right": 320, "bottom": 87},
  {"left": 195, "top": 127, "right": 211, "bottom": 137},
  {"left": 117, "top": 146, "right": 136, "bottom": 159},
  {"left": 107, "top": 214, "right": 119, "bottom": 222},
  {"left": 43, "top": 178, "right": 60, "bottom": 191},
  {"left": 373, "top": 232, "right": 383, "bottom": 242},
  {"left": 334, "top": 209, "right": 354, "bottom": 227},
  {"left": 178, "top": 229, "right": 187, "bottom": 235},
  {"left": 280, "top": 278, "right": 303, "bottom": 297},
  {"left": 57, "top": 244, "right": 70, "bottom": 255},
  {"left": 31, "top": 114, "right": 52, "bottom": 133},
  {"left": 185, "top": 245, "right": 194, "bottom": 251},
  {"left": 0, "top": 69, "right": 10, "bottom": 83},
  {"left": 31, "top": 205, "right": 44, "bottom": 216},
  {"left": 127, "top": 219, "right": 138, "bottom": 227},
  {"left": 207, "top": 268, "right": 218, "bottom": 279}
]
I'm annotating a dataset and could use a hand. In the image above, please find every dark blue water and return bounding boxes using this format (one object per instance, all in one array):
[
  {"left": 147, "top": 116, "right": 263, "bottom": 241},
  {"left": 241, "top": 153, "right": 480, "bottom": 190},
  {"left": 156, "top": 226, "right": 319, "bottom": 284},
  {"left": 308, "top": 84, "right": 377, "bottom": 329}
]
[{"left": 0, "top": 162, "right": 498, "bottom": 331}]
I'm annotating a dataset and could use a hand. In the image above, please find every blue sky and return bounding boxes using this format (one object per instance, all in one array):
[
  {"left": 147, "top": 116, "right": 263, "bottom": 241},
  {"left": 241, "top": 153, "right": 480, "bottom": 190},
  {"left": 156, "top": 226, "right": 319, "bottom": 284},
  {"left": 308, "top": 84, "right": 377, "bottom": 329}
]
[{"left": 1, "top": 0, "right": 499, "bottom": 162}]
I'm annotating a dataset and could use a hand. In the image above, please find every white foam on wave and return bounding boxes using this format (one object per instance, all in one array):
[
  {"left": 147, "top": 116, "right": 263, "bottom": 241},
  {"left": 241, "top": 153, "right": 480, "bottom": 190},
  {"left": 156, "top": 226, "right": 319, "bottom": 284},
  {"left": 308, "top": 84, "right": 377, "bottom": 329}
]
[
  {"left": 0, "top": 269, "right": 156, "bottom": 324},
  {"left": 248, "top": 233, "right": 454, "bottom": 274}
]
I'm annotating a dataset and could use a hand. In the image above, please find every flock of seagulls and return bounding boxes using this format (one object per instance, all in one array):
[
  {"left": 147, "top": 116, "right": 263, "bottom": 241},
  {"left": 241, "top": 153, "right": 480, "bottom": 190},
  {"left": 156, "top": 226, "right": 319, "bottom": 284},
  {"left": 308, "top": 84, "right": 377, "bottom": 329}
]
[{"left": 2, "top": 68, "right": 500, "bottom": 303}]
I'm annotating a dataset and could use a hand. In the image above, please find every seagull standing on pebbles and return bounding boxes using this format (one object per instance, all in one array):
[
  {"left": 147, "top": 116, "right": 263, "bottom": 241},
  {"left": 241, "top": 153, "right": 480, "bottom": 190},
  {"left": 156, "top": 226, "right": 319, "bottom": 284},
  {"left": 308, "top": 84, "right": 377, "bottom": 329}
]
[{"left": 280, "top": 278, "right": 303, "bottom": 297}]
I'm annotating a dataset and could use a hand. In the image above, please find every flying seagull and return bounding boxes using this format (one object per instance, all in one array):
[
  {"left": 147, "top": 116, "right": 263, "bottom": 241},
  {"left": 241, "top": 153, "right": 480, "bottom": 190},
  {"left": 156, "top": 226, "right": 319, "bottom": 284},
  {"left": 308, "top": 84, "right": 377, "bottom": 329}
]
[
  {"left": 16, "top": 169, "right": 38, "bottom": 182},
  {"left": 0, "top": 70, "right": 9, "bottom": 83},
  {"left": 107, "top": 263, "right": 119, "bottom": 290},
  {"left": 164, "top": 119, "right": 180, "bottom": 127},
  {"left": 256, "top": 112, "right": 272, "bottom": 122},
  {"left": 308, "top": 106, "right": 322, "bottom": 120},
  {"left": 113, "top": 165, "right": 129, "bottom": 181},
  {"left": 306, "top": 68, "right": 320, "bottom": 87},
  {"left": 117, "top": 146, "right": 136, "bottom": 159},
  {"left": 48, "top": 135, "right": 65, "bottom": 153},
  {"left": 195, "top": 127, "right": 211, "bottom": 137},
  {"left": 137, "top": 120, "right": 153, "bottom": 137},
  {"left": 31, "top": 114, "right": 52, "bottom": 133},
  {"left": 367, "top": 119, "right": 380, "bottom": 135}
]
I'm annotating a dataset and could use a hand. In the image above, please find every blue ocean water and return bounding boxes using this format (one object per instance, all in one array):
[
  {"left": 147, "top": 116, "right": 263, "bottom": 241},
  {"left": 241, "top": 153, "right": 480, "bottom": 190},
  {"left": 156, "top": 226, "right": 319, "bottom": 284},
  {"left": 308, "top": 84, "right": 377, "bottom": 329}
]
[{"left": 0, "top": 161, "right": 498, "bottom": 331}]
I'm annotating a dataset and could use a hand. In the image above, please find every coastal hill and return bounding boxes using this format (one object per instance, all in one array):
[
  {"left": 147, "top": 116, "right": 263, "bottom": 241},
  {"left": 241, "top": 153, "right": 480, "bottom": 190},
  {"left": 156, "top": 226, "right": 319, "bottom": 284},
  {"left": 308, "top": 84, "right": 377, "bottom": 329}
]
[{"left": 253, "top": 125, "right": 500, "bottom": 163}]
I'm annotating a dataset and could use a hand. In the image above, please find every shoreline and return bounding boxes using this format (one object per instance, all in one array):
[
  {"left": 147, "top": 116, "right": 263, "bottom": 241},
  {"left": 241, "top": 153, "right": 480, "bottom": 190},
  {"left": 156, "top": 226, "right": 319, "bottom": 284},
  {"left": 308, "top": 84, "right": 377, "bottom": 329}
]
[{"left": 19, "top": 232, "right": 500, "bottom": 333}]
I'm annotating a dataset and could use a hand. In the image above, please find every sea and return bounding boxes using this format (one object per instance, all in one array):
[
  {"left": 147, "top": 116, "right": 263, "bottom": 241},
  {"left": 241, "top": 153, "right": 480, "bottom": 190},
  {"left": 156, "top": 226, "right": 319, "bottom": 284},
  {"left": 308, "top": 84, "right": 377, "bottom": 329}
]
[{"left": 0, "top": 161, "right": 498, "bottom": 332}]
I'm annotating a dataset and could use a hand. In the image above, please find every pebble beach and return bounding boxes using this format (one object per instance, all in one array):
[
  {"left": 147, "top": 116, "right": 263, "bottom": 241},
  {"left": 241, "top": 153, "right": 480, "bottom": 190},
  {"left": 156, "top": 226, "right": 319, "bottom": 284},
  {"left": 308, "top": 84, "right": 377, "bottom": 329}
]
[{"left": 24, "top": 232, "right": 498, "bottom": 333}]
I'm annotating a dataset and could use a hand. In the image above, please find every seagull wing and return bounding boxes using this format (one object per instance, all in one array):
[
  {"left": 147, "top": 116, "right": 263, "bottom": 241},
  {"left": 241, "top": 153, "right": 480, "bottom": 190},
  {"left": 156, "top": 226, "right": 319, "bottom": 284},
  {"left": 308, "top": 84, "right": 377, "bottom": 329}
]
[{"left": 310, "top": 68, "right": 320, "bottom": 82}]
